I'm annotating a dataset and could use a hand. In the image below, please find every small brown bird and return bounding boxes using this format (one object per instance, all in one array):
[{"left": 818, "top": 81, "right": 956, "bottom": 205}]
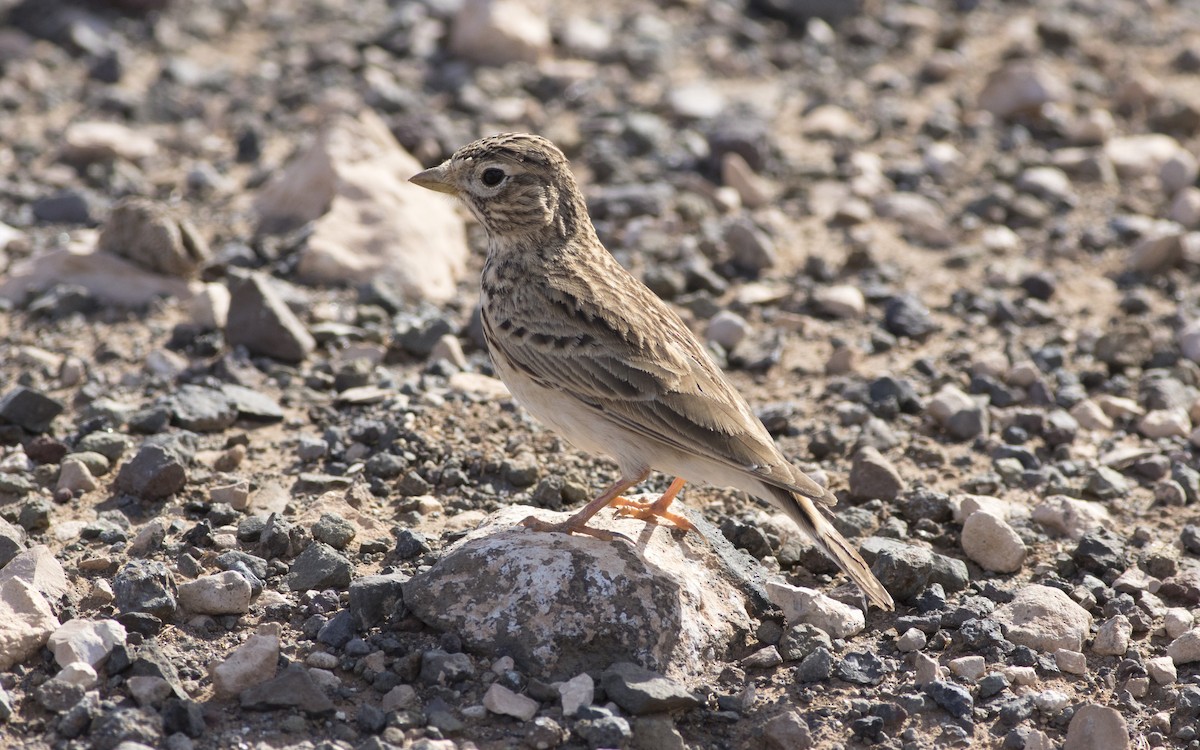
[{"left": 410, "top": 133, "right": 894, "bottom": 611}]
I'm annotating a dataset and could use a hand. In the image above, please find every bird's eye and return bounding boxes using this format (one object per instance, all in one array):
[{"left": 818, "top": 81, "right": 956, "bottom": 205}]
[{"left": 481, "top": 167, "right": 505, "bottom": 187}]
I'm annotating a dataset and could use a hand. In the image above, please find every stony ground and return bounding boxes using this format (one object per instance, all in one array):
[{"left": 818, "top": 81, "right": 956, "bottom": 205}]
[{"left": 2, "top": 0, "right": 1200, "bottom": 748}]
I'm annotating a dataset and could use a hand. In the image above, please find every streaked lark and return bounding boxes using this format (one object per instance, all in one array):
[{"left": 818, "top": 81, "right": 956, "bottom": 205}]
[{"left": 410, "top": 133, "right": 894, "bottom": 611}]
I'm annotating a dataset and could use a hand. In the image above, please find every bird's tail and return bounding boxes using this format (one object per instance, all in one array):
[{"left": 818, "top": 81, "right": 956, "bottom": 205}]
[{"left": 771, "top": 485, "right": 895, "bottom": 611}]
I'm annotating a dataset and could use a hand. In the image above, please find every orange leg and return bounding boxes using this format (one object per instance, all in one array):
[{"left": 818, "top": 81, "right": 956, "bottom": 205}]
[
  {"left": 610, "top": 476, "right": 697, "bottom": 532},
  {"left": 519, "top": 469, "right": 650, "bottom": 541}
]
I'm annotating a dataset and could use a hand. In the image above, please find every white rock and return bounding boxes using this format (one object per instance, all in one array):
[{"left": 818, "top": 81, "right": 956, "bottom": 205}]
[
  {"left": 62, "top": 121, "right": 158, "bottom": 163},
  {"left": 766, "top": 581, "right": 865, "bottom": 639},
  {"left": 913, "top": 652, "right": 942, "bottom": 685},
  {"left": 448, "top": 371, "right": 510, "bottom": 400},
  {"left": 177, "top": 571, "right": 253, "bottom": 615},
  {"left": 1167, "top": 627, "right": 1200, "bottom": 664},
  {"left": 47, "top": 619, "right": 125, "bottom": 669},
  {"left": 0, "top": 545, "right": 69, "bottom": 602},
  {"left": 450, "top": 0, "right": 550, "bottom": 65},
  {"left": 1169, "top": 187, "right": 1200, "bottom": 228},
  {"left": 721, "top": 152, "right": 772, "bottom": 209},
  {"left": 668, "top": 82, "right": 725, "bottom": 120},
  {"left": 1031, "top": 495, "right": 1110, "bottom": 539},
  {"left": 1002, "top": 665, "right": 1038, "bottom": 686},
  {"left": 961, "top": 511, "right": 1026, "bottom": 573},
  {"left": 802, "top": 104, "right": 868, "bottom": 141},
  {"left": 0, "top": 244, "right": 201, "bottom": 308},
  {"left": 896, "top": 628, "right": 926, "bottom": 652},
  {"left": 948, "top": 655, "right": 985, "bottom": 681},
  {"left": 1092, "top": 615, "right": 1132, "bottom": 656},
  {"left": 1094, "top": 395, "right": 1143, "bottom": 420},
  {"left": 403, "top": 503, "right": 757, "bottom": 680},
  {"left": 705, "top": 310, "right": 749, "bottom": 350},
  {"left": 994, "top": 584, "right": 1093, "bottom": 653},
  {"left": 812, "top": 284, "right": 866, "bottom": 318},
  {"left": 923, "top": 141, "right": 964, "bottom": 179},
  {"left": 928, "top": 383, "right": 976, "bottom": 424},
  {"left": 0, "top": 578, "right": 60, "bottom": 670},
  {"left": 1105, "top": 134, "right": 1185, "bottom": 179},
  {"left": 1063, "top": 703, "right": 1131, "bottom": 750},
  {"left": 1161, "top": 150, "right": 1199, "bottom": 195},
  {"left": 54, "top": 661, "right": 98, "bottom": 689},
  {"left": 1180, "top": 321, "right": 1200, "bottom": 364},
  {"left": 1015, "top": 166, "right": 1074, "bottom": 203},
  {"left": 189, "top": 283, "right": 231, "bottom": 329},
  {"left": 558, "top": 672, "right": 594, "bottom": 717},
  {"left": 1054, "top": 648, "right": 1087, "bottom": 675},
  {"left": 978, "top": 61, "right": 1068, "bottom": 117},
  {"left": 1138, "top": 409, "right": 1191, "bottom": 439},
  {"left": 483, "top": 683, "right": 538, "bottom": 721},
  {"left": 1164, "top": 607, "right": 1195, "bottom": 639},
  {"left": 1067, "top": 109, "right": 1116, "bottom": 145},
  {"left": 127, "top": 675, "right": 173, "bottom": 706},
  {"left": 208, "top": 632, "right": 280, "bottom": 697},
  {"left": 1070, "top": 399, "right": 1113, "bottom": 431},
  {"left": 0, "top": 221, "right": 24, "bottom": 252},
  {"left": 255, "top": 110, "right": 467, "bottom": 303},
  {"left": 559, "top": 16, "right": 611, "bottom": 59},
  {"left": 57, "top": 458, "right": 98, "bottom": 493},
  {"left": 1145, "top": 656, "right": 1176, "bottom": 685}
]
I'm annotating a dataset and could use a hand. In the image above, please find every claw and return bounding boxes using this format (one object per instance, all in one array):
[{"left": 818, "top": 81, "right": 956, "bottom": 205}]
[
  {"left": 610, "top": 498, "right": 698, "bottom": 533},
  {"left": 518, "top": 515, "right": 630, "bottom": 543}
]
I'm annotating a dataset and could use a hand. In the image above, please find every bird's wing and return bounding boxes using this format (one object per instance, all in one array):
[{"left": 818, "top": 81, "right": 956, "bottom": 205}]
[{"left": 485, "top": 265, "right": 836, "bottom": 505}]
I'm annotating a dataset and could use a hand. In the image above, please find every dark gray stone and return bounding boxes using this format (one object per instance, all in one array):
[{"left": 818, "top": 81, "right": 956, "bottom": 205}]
[
  {"left": 0, "top": 386, "right": 65, "bottom": 433},
  {"left": 795, "top": 647, "right": 834, "bottom": 682},
  {"left": 115, "top": 444, "right": 187, "bottom": 501},
  {"left": 349, "top": 573, "right": 407, "bottom": 630},
  {"left": 37, "top": 680, "right": 85, "bottom": 713},
  {"left": 883, "top": 295, "right": 937, "bottom": 339},
  {"left": 576, "top": 715, "right": 633, "bottom": 749},
  {"left": 862, "top": 538, "right": 969, "bottom": 604},
  {"left": 33, "top": 190, "right": 94, "bottom": 224},
  {"left": 89, "top": 707, "right": 164, "bottom": 750},
  {"left": 169, "top": 385, "right": 237, "bottom": 432},
  {"left": 925, "top": 680, "right": 973, "bottom": 720},
  {"left": 225, "top": 273, "right": 315, "bottom": 363},
  {"left": 600, "top": 662, "right": 701, "bottom": 715},
  {"left": 114, "top": 560, "right": 178, "bottom": 619},
  {"left": 778, "top": 623, "right": 833, "bottom": 663},
  {"left": 311, "top": 513, "right": 356, "bottom": 550},
  {"left": 240, "top": 664, "right": 335, "bottom": 716},
  {"left": 287, "top": 542, "right": 352, "bottom": 592},
  {"left": 419, "top": 650, "right": 475, "bottom": 685}
]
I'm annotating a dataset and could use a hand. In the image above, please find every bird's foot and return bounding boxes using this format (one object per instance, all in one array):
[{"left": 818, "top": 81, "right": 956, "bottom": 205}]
[
  {"left": 609, "top": 497, "right": 698, "bottom": 533},
  {"left": 518, "top": 515, "right": 629, "bottom": 542}
]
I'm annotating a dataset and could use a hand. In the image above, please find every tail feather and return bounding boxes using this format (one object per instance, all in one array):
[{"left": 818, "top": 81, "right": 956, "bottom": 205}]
[{"left": 771, "top": 486, "right": 895, "bottom": 611}]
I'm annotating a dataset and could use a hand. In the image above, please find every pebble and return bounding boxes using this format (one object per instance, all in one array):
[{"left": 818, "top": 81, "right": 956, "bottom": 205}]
[
  {"left": 925, "top": 680, "right": 973, "bottom": 720},
  {"left": 1167, "top": 628, "right": 1200, "bottom": 664},
  {"left": 948, "top": 655, "right": 985, "bottom": 681},
  {"left": 762, "top": 710, "right": 812, "bottom": 750},
  {"left": 57, "top": 458, "right": 99, "bottom": 494},
  {"left": 724, "top": 218, "right": 778, "bottom": 273},
  {"left": 1164, "top": 607, "right": 1195, "bottom": 639},
  {"left": 287, "top": 543, "right": 352, "bottom": 592},
  {"left": 812, "top": 284, "right": 866, "bottom": 318},
  {"left": 558, "top": 672, "right": 594, "bottom": 717},
  {"left": 896, "top": 628, "right": 927, "bottom": 652},
  {"left": 47, "top": 619, "right": 125, "bottom": 669},
  {"left": 1054, "top": 649, "right": 1087, "bottom": 675},
  {"left": 177, "top": 571, "right": 252, "bottom": 615},
  {"left": 706, "top": 310, "right": 749, "bottom": 350},
  {"left": 928, "top": 384, "right": 988, "bottom": 440},
  {"left": 766, "top": 581, "right": 865, "bottom": 638},
  {"left": 601, "top": 662, "right": 701, "bottom": 715},
  {"left": 1105, "top": 134, "right": 1184, "bottom": 178},
  {"left": 115, "top": 445, "right": 187, "bottom": 501},
  {"left": 97, "top": 198, "right": 209, "bottom": 278},
  {"left": 113, "top": 560, "right": 177, "bottom": 620},
  {"left": 482, "top": 683, "right": 539, "bottom": 722},
  {"left": 978, "top": 60, "right": 1067, "bottom": 117},
  {"left": 961, "top": 510, "right": 1026, "bottom": 573},
  {"left": 862, "top": 538, "right": 969, "bottom": 603},
  {"left": 0, "top": 386, "right": 65, "bottom": 433},
  {"left": 225, "top": 273, "right": 315, "bottom": 363},
  {"left": 1092, "top": 614, "right": 1132, "bottom": 656},
  {"left": 1063, "top": 703, "right": 1131, "bottom": 750},
  {"left": 993, "top": 584, "right": 1092, "bottom": 652},
  {"left": 0, "top": 578, "right": 59, "bottom": 670},
  {"left": 239, "top": 664, "right": 334, "bottom": 716},
  {"left": 1138, "top": 409, "right": 1191, "bottom": 439},
  {"left": 848, "top": 446, "right": 905, "bottom": 500},
  {"left": 449, "top": 0, "right": 549, "bottom": 65},
  {"left": 1145, "top": 656, "right": 1177, "bottom": 685},
  {"left": 1031, "top": 495, "right": 1110, "bottom": 539},
  {"left": 210, "top": 633, "right": 279, "bottom": 696}
]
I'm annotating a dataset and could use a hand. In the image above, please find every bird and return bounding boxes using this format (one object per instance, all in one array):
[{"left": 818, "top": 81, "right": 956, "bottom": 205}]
[{"left": 410, "top": 133, "right": 894, "bottom": 611}]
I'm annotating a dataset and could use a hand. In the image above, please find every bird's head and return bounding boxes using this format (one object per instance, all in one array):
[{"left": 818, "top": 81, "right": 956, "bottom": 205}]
[{"left": 410, "top": 133, "right": 586, "bottom": 245}]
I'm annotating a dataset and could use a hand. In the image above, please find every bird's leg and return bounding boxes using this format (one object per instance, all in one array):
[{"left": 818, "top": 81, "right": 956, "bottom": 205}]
[
  {"left": 519, "top": 469, "right": 650, "bottom": 542},
  {"left": 610, "top": 477, "right": 697, "bottom": 532}
]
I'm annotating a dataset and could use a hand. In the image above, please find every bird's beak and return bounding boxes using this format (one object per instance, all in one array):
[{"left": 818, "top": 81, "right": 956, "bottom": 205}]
[{"left": 409, "top": 163, "right": 457, "bottom": 195}]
